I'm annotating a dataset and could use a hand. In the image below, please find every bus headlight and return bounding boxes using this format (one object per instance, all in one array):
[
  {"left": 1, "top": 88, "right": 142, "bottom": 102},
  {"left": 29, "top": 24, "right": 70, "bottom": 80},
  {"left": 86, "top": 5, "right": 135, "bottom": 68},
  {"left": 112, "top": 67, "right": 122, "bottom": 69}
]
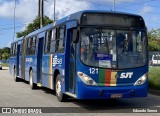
[
  {"left": 134, "top": 74, "right": 147, "bottom": 86},
  {"left": 77, "top": 72, "right": 97, "bottom": 86}
]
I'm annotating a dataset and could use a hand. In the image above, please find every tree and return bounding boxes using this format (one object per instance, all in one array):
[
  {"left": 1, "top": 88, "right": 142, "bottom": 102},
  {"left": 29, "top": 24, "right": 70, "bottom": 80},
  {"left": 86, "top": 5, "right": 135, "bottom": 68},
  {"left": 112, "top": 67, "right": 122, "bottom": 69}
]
[
  {"left": 0, "top": 47, "right": 10, "bottom": 60},
  {"left": 16, "top": 16, "right": 52, "bottom": 38},
  {"left": 148, "top": 29, "right": 160, "bottom": 51}
]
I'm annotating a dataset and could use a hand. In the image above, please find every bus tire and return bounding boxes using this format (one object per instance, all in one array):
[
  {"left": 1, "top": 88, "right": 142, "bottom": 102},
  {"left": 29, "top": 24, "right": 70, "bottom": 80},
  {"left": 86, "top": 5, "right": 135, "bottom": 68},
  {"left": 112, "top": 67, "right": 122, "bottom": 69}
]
[
  {"left": 55, "top": 74, "right": 68, "bottom": 102},
  {"left": 14, "top": 68, "right": 19, "bottom": 82},
  {"left": 29, "top": 70, "right": 37, "bottom": 89}
]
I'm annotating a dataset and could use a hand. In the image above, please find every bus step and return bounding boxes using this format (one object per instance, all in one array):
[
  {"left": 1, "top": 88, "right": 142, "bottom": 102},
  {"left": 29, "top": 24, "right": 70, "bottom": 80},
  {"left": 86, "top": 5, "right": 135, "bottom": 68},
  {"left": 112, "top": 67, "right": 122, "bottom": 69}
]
[
  {"left": 37, "top": 83, "right": 42, "bottom": 87},
  {"left": 65, "top": 92, "right": 76, "bottom": 98}
]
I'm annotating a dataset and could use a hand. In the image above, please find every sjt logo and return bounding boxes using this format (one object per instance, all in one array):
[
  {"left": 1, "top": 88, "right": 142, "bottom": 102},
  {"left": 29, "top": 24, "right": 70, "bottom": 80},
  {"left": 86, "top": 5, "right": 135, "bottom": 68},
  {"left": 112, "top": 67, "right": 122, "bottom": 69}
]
[{"left": 120, "top": 72, "right": 133, "bottom": 79}]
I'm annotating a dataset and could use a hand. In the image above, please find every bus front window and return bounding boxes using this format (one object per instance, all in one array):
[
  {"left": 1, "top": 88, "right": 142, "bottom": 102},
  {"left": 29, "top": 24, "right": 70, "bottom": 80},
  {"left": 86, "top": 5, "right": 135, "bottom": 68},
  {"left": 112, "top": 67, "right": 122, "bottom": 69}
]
[
  {"left": 80, "top": 28, "right": 147, "bottom": 69},
  {"left": 80, "top": 28, "right": 117, "bottom": 68},
  {"left": 117, "top": 30, "right": 147, "bottom": 69}
]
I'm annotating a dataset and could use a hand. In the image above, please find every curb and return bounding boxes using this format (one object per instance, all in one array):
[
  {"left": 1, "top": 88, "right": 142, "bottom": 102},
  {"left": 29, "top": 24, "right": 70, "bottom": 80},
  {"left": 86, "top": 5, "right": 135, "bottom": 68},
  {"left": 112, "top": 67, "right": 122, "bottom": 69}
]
[{"left": 148, "top": 89, "right": 160, "bottom": 96}]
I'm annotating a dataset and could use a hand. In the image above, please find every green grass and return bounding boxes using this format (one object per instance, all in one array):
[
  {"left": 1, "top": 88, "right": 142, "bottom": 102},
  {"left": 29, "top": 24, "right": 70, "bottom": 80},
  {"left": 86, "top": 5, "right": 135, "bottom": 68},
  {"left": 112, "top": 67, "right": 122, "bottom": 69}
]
[
  {"left": 2, "top": 63, "right": 9, "bottom": 67},
  {"left": 148, "top": 66, "right": 160, "bottom": 90}
]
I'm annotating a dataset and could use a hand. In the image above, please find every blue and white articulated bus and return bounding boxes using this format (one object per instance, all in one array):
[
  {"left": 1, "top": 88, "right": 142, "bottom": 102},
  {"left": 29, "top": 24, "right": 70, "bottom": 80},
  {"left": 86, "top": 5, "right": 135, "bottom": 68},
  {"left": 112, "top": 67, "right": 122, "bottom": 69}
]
[{"left": 10, "top": 10, "right": 148, "bottom": 102}]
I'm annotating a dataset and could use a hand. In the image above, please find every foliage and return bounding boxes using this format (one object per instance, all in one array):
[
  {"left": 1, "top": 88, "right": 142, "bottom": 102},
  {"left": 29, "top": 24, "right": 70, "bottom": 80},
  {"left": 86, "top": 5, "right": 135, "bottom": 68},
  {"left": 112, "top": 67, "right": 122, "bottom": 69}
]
[
  {"left": 148, "top": 67, "right": 160, "bottom": 90},
  {"left": 16, "top": 16, "right": 52, "bottom": 38},
  {"left": 148, "top": 29, "right": 160, "bottom": 51},
  {"left": 2, "top": 63, "right": 9, "bottom": 67},
  {"left": 0, "top": 47, "right": 10, "bottom": 60}
]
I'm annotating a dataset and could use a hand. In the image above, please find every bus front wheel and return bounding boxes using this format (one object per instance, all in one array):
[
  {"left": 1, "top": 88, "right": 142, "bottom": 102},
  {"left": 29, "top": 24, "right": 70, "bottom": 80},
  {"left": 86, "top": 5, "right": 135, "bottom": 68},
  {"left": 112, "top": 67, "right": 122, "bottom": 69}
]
[
  {"left": 55, "top": 74, "right": 68, "bottom": 102},
  {"left": 29, "top": 70, "right": 37, "bottom": 89}
]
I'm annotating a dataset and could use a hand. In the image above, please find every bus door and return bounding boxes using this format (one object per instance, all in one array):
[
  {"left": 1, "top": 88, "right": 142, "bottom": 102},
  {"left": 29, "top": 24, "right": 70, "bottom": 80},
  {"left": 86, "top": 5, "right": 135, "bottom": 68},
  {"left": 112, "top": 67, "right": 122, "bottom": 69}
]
[
  {"left": 16, "top": 44, "right": 21, "bottom": 77},
  {"left": 65, "top": 21, "right": 78, "bottom": 94},
  {"left": 68, "top": 28, "right": 78, "bottom": 93},
  {"left": 37, "top": 37, "right": 44, "bottom": 84},
  {"left": 69, "top": 41, "right": 76, "bottom": 93}
]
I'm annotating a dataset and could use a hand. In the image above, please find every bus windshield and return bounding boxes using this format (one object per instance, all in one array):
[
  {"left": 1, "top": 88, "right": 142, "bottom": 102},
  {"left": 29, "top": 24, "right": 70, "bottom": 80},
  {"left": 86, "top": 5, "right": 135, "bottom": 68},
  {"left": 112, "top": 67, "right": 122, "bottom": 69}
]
[{"left": 80, "top": 28, "right": 147, "bottom": 69}]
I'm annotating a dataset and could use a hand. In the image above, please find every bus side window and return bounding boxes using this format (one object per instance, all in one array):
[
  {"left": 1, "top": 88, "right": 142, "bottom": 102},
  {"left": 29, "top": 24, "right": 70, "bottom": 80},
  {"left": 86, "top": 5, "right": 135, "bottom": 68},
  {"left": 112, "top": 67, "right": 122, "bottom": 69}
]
[
  {"left": 19, "top": 40, "right": 23, "bottom": 55},
  {"left": 26, "top": 38, "right": 29, "bottom": 55},
  {"left": 48, "top": 30, "right": 52, "bottom": 52},
  {"left": 31, "top": 37, "right": 36, "bottom": 54},
  {"left": 56, "top": 28, "right": 60, "bottom": 52},
  {"left": 27, "top": 37, "right": 33, "bottom": 55},
  {"left": 50, "top": 29, "right": 56, "bottom": 53},
  {"left": 20, "top": 44, "right": 22, "bottom": 55},
  {"left": 13, "top": 43, "right": 15, "bottom": 56},
  {"left": 11, "top": 44, "right": 13, "bottom": 56},
  {"left": 56, "top": 26, "right": 65, "bottom": 53},
  {"left": 45, "top": 30, "right": 52, "bottom": 53},
  {"left": 30, "top": 38, "right": 33, "bottom": 55},
  {"left": 26, "top": 37, "right": 36, "bottom": 55},
  {"left": 14, "top": 43, "right": 17, "bottom": 56},
  {"left": 44, "top": 32, "right": 48, "bottom": 53}
]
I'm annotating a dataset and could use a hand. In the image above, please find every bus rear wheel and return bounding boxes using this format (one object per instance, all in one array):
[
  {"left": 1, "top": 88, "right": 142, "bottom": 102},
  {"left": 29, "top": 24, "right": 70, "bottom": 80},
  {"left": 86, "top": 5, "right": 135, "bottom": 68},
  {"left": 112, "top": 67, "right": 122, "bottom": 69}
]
[
  {"left": 55, "top": 74, "right": 68, "bottom": 102},
  {"left": 29, "top": 70, "right": 37, "bottom": 89}
]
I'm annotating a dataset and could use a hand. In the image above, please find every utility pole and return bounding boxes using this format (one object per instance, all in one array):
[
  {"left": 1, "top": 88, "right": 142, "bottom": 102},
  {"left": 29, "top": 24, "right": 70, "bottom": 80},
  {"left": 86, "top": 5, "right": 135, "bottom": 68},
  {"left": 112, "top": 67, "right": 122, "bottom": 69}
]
[
  {"left": 53, "top": 0, "right": 56, "bottom": 22},
  {"left": 113, "top": 0, "right": 115, "bottom": 11},
  {"left": 38, "top": 0, "right": 40, "bottom": 28},
  {"left": 40, "top": 0, "right": 44, "bottom": 28},
  {"left": 38, "top": 0, "right": 44, "bottom": 28},
  {"left": 13, "top": 0, "right": 16, "bottom": 41},
  {"left": 38, "top": 0, "right": 40, "bottom": 18}
]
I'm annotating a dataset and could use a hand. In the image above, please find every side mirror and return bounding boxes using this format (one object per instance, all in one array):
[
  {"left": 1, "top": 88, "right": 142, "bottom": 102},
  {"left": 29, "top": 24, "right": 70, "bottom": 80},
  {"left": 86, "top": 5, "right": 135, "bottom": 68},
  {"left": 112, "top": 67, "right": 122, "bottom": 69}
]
[{"left": 72, "top": 28, "right": 78, "bottom": 43}]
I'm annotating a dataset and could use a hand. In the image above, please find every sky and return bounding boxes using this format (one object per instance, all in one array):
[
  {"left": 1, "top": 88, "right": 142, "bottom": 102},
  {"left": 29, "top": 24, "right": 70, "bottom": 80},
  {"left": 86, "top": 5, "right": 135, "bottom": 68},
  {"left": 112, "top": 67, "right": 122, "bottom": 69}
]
[{"left": 0, "top": 0, "right": 160, "bottom": 48}]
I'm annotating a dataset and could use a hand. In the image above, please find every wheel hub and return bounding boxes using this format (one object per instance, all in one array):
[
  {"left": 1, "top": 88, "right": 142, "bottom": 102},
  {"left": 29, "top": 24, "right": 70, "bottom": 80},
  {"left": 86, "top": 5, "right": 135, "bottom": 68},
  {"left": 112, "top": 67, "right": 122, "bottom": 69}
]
[{"left": 56, "top": 80, "right": 61, "bottom": 96}]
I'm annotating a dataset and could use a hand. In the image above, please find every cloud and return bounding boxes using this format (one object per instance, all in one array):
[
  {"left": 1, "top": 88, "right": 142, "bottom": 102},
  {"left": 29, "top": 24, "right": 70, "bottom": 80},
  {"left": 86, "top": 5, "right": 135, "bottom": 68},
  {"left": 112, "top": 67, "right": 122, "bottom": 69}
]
[
  {"left": 152, "top": 16, "right": 158, "bottom": 22},
  {"left": 0, "top": 0, "right": 91, "bottom": 23},
  {"left": 0, "top": 0, "right": 137, "bottom": 23},
  {"left": 138, "top": 5, "right": 158, "bottom": 30},
  {"left": 45, "top": 0, "right": 137, "bottom": 19},
  {"left": 45, "top": 0, "right": 91, "bottom": 20},
  {"left": 140, "top": 6, "right": 154, "bottom": 15},
  {"left": 76, "top": 0, "right": 137, "bottom": 5},
  {"left": 0, "top": 0, "right": 38, "bottom": 22},
  {"left": 0, "top": 1, "right": 14, "bottom": 18},
  {"left": 100, "top": 0, "right": 136, "bottom": 3}
]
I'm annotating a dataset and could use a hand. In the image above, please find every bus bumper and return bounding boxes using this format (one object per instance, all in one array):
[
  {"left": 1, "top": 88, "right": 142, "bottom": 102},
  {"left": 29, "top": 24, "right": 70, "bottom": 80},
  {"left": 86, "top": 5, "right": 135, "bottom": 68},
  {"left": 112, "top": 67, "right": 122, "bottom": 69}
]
[{"left": 76, "top": 82, "right": 148, "bottom": 99}]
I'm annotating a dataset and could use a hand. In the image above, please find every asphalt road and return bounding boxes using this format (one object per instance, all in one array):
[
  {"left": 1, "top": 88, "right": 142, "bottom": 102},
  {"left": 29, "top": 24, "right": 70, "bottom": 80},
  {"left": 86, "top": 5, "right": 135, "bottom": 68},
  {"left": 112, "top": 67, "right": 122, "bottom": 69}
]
[{"left": 0, "top": 67, "right": 160, "bottom": 115}]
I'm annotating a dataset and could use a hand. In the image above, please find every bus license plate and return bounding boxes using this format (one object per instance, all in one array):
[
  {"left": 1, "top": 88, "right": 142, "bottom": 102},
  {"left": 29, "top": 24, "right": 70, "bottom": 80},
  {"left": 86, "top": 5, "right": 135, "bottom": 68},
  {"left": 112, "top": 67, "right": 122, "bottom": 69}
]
[{"left": 111, "top": 94, "right": 123, "bottom": 98}]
